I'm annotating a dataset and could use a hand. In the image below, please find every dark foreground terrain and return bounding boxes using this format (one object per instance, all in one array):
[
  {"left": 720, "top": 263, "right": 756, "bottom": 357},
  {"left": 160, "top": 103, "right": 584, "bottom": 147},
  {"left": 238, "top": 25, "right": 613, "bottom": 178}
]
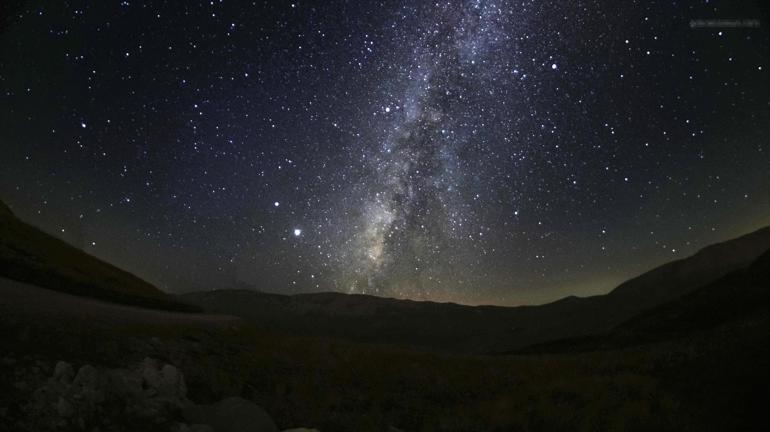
[
  {"left": 2, "top": 275, "right": 768, "bottom": 432},
  {"left": 1, "top": 200, "right": 769, "bottom": 431}
]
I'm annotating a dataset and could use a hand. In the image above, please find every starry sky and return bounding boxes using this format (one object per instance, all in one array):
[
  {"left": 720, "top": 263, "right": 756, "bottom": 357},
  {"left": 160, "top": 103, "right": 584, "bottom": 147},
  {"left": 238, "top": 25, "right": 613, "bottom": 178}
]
[{"left": 1, "top": 0, "right": 768, "bottom": 305}]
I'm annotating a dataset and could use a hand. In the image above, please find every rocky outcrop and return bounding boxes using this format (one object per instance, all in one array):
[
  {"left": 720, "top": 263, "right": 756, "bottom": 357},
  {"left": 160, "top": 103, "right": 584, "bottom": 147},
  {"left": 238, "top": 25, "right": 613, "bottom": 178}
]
[
  {"left": 18, "top": 358, "right": 189, "bottom": 430},
  {"left": 1, "top": 357, "right": 316, "bottom": 432}
]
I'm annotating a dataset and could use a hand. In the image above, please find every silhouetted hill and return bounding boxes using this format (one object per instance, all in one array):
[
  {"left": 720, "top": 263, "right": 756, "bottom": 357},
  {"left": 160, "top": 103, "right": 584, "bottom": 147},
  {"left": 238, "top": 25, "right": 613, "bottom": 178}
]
[
  {"left": 182, "top": 226, "right": 770, "bottom": 353},
  {"left": 182, "top": 288, "right": 525, "bottom": 351},
  {"left": 0, "top": 199, "right": 198, "bottom": 312},
  {"left": 612, "top": 247, "right": 770, "bottom": 341},
  {"left": 516, "top": 247, "right": 770, "bottom": 353},
  {"left": 603, "top": 225, "right": 770, "bottom": 313},
  {"left": 513, "top": 226, "right": 770, "bottom": 347}
]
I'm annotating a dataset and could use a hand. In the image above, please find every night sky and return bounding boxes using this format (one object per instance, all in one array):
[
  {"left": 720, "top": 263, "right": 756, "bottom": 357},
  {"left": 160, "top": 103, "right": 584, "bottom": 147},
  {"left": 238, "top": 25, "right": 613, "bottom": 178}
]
[{"left": 1, "top": 1, "right": 768, "bottom": 305}]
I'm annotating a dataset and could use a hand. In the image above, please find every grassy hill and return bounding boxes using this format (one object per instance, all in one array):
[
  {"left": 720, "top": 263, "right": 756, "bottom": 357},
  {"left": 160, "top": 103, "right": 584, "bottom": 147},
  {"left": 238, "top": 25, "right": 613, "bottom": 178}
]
[{"left": 0, "top": 199, "right": 198, "bottom": 312}]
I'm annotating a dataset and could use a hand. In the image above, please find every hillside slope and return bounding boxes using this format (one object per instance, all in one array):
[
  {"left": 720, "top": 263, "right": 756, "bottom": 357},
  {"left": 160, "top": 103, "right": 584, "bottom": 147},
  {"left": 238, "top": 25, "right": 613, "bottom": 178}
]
[
  {"left": 613, "top": 248, "right": 770, "bottom": 340},
  {"left": 0, "top": 200, "right": 197, "bottom": 312},
  {"left": 602, "top": 225, "right": 770, "bottom": 314},
  {"left": 517, "top": 247, "right": 770, "bottom": 353}
]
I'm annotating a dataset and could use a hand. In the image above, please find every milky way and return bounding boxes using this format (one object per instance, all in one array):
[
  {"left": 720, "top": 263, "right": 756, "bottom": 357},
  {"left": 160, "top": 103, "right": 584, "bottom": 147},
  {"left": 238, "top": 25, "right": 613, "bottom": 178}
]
[
  {"left": 1, "top": 0, "right": 768, "bottom": 304},
  {"left": 344, "top": 3, "right": 510, "bottom": 298}
]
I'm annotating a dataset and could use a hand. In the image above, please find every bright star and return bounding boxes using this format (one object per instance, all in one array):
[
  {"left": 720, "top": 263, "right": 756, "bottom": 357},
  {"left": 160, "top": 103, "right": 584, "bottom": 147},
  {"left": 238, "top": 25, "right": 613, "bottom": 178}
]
[{"left": 293, "top": 228, "right": 302, "bottom": 236}]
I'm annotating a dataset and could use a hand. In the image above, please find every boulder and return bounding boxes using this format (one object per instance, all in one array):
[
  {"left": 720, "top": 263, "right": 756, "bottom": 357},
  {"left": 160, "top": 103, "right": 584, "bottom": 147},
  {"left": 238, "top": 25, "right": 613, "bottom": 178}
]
[
  {"left": 72, "top": 364, "right": 104, "bottom": 404},
  {"left": 20, "top": 358, "right": 195, "bottom": 430},
  {"left": 176, "top": 423, "right": 215, "bottom": 432},
  {"left": 184, "top": 397, "right": 278, "bottom": 432},
  {"left": 73, "top": 365, "right": 99, "bottom": 389},
  {"left": 158, "top": 364, "right": 187, "bottom": 400},
  {"left": 53, "top": 361, "right": 74, "bottom": 383},
  {"left": 141, "top": 358, "right": 161, "bottom": 395},
  {"left": 105, "top": 368, "right": 143, "bottom": 399},
  {"left": 54, "top": 397, "right": 74, "bottom": 418}
]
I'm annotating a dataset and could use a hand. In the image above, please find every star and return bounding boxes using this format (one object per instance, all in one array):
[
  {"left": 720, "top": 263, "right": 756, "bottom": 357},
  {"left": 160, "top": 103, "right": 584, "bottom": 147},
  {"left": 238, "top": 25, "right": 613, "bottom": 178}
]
[{"left": 1, "top": 0, "right": 766, "bottom": 305}]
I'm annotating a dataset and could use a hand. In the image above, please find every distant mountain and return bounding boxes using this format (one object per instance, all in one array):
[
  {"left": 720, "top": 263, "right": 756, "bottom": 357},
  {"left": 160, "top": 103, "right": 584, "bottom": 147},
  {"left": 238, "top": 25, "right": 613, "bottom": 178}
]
[
  {"left": 0, "top": 199, "right": 198, "bottom": 312},
  {"left": 182, "top": 226, "right": 770, "bottom": 353}
]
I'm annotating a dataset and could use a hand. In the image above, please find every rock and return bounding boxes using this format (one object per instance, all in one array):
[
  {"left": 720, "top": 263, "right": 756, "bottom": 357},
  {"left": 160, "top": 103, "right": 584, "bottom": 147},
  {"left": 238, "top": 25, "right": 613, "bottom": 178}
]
[
  {"left": 53, "top": 361, "right": 74, "bottom": 383},
  {"left": 184, "top": 397, "right": 278, "bottom": 432},
  {"left": 73, "top": 365, "right": 99, "bottom": 389},
  {"left": 105, "top": 369, "right": 143, "bottom": 399},
  {"left": 17, "top": 357, "right": 194, "bottom": 430},
  {"left": 138, "top": 358, "right": 187, "bottom": 403},
  {"left": 141, "top": 358, "right": 161, "bottom": 395},
  {"left": 72, "top": 365, "right": 104, "bottom": 405},
  {"left": 176, "top": 423, "right": 215, "bottom": 432},
  {"left": 55, "top": 397, "right": 75, "bottom": 418},
  {"left": 158, "top": 364, "right": 186, "bottom": 400}
]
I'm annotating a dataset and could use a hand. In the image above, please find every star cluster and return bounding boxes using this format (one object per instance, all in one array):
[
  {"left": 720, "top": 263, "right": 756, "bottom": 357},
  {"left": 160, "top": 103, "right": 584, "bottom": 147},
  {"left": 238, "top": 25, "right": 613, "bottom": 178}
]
[{"left": 1, "top": 0, "right": 768, "bottom": 305}]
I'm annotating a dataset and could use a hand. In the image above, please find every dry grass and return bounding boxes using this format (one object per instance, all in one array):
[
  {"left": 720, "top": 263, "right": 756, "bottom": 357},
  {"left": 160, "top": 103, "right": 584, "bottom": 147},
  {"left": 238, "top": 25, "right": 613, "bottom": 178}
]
[{"left": 5, "top": 310, "right": 765, "bottom": 432}]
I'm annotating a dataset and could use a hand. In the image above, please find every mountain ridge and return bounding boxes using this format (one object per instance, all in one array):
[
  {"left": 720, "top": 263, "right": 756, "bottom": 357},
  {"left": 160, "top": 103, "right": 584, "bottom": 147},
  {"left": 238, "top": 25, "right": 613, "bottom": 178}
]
[{"left": 182, "top": 225, "right": 770, "bottom": 353}]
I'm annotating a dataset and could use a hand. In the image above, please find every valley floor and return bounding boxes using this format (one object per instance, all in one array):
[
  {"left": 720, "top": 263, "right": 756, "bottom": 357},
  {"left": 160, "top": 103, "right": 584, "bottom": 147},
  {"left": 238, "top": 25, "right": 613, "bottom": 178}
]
[{"left": 1, "top": 278, "right": 768, "bottom": 432}]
